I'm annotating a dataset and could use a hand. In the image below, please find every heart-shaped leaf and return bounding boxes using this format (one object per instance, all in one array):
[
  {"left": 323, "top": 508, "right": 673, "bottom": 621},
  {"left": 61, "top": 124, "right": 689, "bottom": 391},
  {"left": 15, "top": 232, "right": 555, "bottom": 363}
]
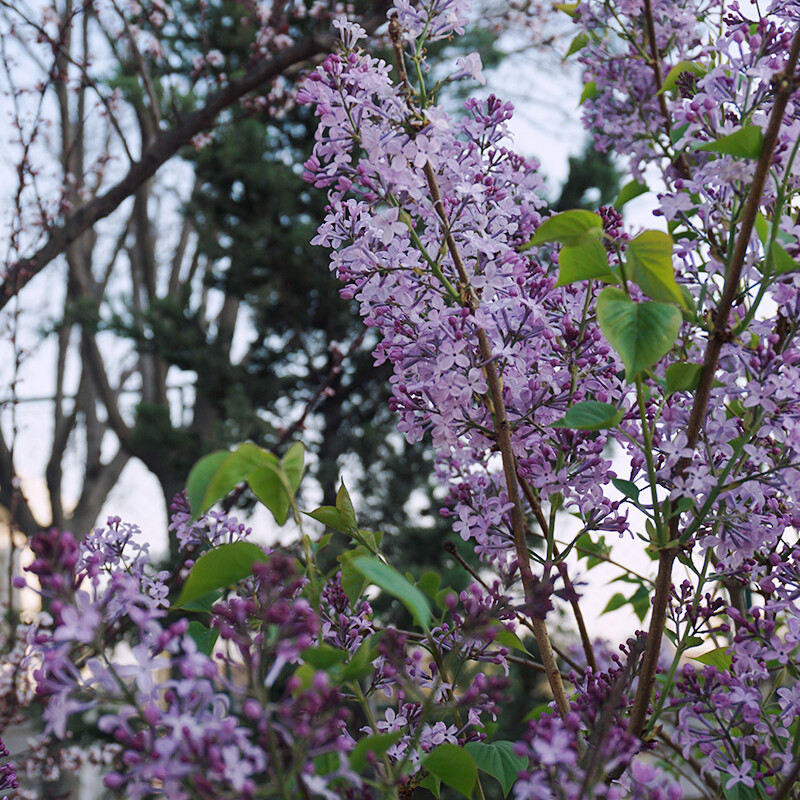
[
  {"left": 658, "top": 60, "right": 705, "bottom": 94},
  {"left": 529, "top": 209, "right": 602, "bottom": 247},
  {"left": 627, "top": 230, "right": 687, "bottom": 308},
  {"left": 665, "top": 362, "right": 703, "bottom": 394},
  {"left": 596, "top": 288, "right": 682, "bottom": 380},
  {"left": 422, "top": 744, "right": 477, "bottom": 799},
  {"left": 556, "top": 237, "right": 618, "bottom": 286},
  {"left": 464, "top": 741, "right": 528, "bottom": 797},
  {"left": 615, "top": 179, "right": 648, "bottom": 209}
]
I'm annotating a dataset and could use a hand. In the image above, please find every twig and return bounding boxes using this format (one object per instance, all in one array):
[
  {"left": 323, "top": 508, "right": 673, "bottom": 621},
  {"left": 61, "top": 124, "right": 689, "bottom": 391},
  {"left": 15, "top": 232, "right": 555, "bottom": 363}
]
[
  {"left": 0, "top": 4, "right": 391, "bottom": 308},
  {"left": 518, "top": 474, "right": 597, "bottom": 671},
  {"left": 420, "top": 158, "right": 570, "bottom": 718},
  {"left": 641, "top": 0, "right": 691, "bottom": 179}
]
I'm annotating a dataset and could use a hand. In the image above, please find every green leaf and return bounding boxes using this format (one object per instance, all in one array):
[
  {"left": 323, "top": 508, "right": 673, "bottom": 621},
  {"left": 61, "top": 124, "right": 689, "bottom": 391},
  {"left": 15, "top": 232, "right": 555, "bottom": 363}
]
[
  {"left": 464, "top": 741, "right": 527, "bottom": 797},
  {"left": 335, "top": 636, "right": 379, "bottom": 682},
  {"left": 692, "top": 647, "right": 732, "bottom": 670},
  {"left": 494, "top": 628, "right": 530, "bottom": 655},
  {"left": 626, "top": 231, "right": 686, "bottom": 308},
  {"left": 615, "top": 179, "right": 648, "bottom": 209},
  {"left": 554, "top": 2, "right": 579, "bottom": 16},
  {"left": 177, "top": 589, "right": 223, "bottom": 613},
  {"left": 574, "top": 532, "right": 611, "bottom": 569},
  {"left": 630, "top": 585, "right": 651, "bottom": 621},
  {"left": 530, "top": 210, "right": 602, "bottom": 246},
  {"left": 352, "top": 556, "right": 431, "bottom": 629},
  {"left": 611, "top": 478, "right": 640, "bottom": 501},
  {"left": 307, "top": 505, "right": 344, "bottom": 532},
  {"left": 313, "top": 752, "right": 339, "bottom": 777},
  {"left": 754, "top": 211, "right": 769, "bottom": 244},
  {"left": 551, "top": 400, "right": 622, "bottom": 431},
  {"left": 611, "top": 573, "right": 644, "bottom": 585},
  {"left": 291, "top": 663, "right": 317, "bottom": 692},
  {"left": 422, "top": 744, "right": 477, "bottom": 799},
  {"left": 565, "top": 32, "right": 589, "bottom": 57},
  {"left": 665, "top": 362, "right": 703, "bottom": 394},
  {"left": 336, "top": 482, "right": 358, "bottom": 533},
  {"left": 658, "top": 60, "right": 705, "bottom": 94},
  {"left": 556, "top": 237, "right": 617, "bottom": 286},
  {"left": 187, "top": 620, "right": 219, "bottom": 656},
  {"left": 349, "top": 732, "right": 404, "bottom": 771},
  {"left": 248, "top": 462, "right": 291, "bottom": 526},
  {"left": 248, "top": 443, "right": 305, "bottom": 526},
  {"left": 186, "top": 451, "right": 229, "bottom": 517},
  {"left": 281, "top": 442, "right": 305, "bottom": 494},
  {"left": 435, "top": 587, "right": 456, "bottom": 609},
  {"left": 579, "top": 80, "right": 598, "bottom": 104},
  {"left": 723, "top": 780, "right": 759, "bottom": 800},
  {"left": 696, "top": 125, "right": 764, "bottom": 160},
  {"left": 301, "top": 645, "right": 348, "bottom": 670},
  {"left": 679, "top": 286, "right": 696, "bottom": 321},
  {"left": 523, "top": 704, "right": 553, "bottom": 722},
  {"left": 359, "top": 530, "right": 384, "bottom": 551},
  {"left": 419, "top": 773, "right": 442, "bottom": 797},
  {"left": 602, "top": 592, "right": 628, "bottom": 614},
  {"left": 669, "top": 122, "right": 690, "bottom": 145},
  {"left": 417, "top": 571, "right": 442, "bottom": 598},
  {"left": 596, "top": 287, "right": 682, "bottom": 380},
  {"left": 772, "top": 242, "right": 800, "bottom": 274},
  {"left": 174, "top": 541, "right": 269, "bottom": 608},
  {"left": 186, "top": 443, "right": 277, "bottom": 518},
  {"left": 338, "top": 547, "right": 371, "bottom": 603}
]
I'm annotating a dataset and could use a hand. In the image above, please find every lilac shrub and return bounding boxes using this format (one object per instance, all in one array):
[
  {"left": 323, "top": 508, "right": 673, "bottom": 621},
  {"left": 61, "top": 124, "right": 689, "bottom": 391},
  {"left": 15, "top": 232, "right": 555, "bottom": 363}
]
[
  {"left": 4, "top": 0, "right": 800, "bottom": 798},
  {"left": 298, "top": 0, "right": 800, "bottom": 794}
]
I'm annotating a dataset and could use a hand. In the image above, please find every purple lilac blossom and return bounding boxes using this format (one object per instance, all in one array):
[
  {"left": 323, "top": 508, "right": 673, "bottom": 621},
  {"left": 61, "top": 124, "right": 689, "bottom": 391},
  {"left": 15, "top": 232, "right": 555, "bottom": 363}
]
[{"left": 300, "top": 15, "right": 628, "bottom": 579}]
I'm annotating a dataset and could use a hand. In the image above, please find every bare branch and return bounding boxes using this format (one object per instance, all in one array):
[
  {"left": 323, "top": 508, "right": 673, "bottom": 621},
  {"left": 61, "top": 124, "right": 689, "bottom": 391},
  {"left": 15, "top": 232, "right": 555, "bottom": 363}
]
[
  {"left": 0, "top": 6, "right": 390, "bottom": 309},
  {"left": 0, "top": 425, "right": 42, "bottom": 535},
  {"left": 69, "top": 447, "right": 130, "bottom": 535}
]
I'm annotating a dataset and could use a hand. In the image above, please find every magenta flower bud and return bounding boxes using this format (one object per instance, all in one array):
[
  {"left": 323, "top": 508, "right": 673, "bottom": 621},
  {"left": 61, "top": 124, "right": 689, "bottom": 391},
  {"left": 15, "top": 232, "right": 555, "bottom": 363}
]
[{"left": 103, "top": 773, "right": 125, "bottom": 789}]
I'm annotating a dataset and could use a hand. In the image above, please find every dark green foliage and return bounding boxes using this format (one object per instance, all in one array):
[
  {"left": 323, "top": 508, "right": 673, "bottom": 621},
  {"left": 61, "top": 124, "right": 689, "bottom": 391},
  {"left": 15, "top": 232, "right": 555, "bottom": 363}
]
[{"left": 554, "top": 141, "right": 621, "bottom": 211}]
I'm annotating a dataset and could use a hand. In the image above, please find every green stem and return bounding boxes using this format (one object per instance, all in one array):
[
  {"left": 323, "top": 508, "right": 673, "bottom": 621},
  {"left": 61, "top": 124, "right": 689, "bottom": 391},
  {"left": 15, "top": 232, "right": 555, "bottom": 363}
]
[
  {"left": 645, "top": 549, "right": 712, "bottom": 733},
  {"left": 635, "top": 376, "right": 664, "bottom": 544}
]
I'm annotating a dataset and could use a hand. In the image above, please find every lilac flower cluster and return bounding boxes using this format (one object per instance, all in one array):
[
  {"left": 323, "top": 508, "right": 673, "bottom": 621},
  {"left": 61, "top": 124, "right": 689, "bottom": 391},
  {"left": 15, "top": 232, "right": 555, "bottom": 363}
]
[
  {"left": 672, "top": 543, "right": 800, "bottom": 791},
  {"left": 336, "top": 581, "right": 514, "bottom": 780},
  {"left": 301, "top": 8, "right": 628, "bottom": 572},
  {"left": 169, "top": 491, "right": 252, "bottom": 551},
  {"left": 19, "top": 519, "right": 351, "bottom": 798}
]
